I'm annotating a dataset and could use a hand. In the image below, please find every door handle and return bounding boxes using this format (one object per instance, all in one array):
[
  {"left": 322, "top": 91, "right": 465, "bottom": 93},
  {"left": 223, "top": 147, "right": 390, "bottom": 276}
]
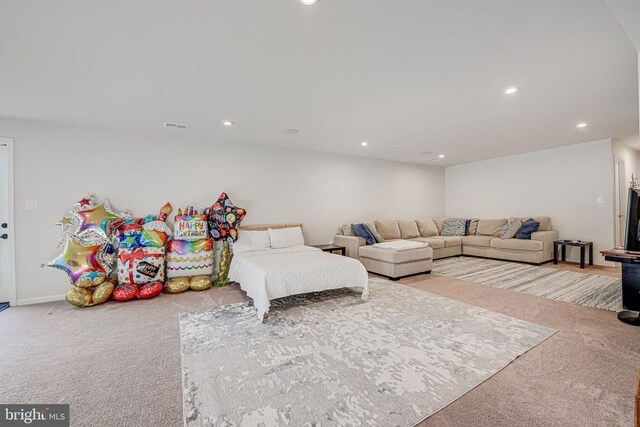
[
  {"left": 0, "top": 234, "right": 7, "bottom": 240},
  {"left": 1, "top": 223, "right": 6, "bottom": 228}
]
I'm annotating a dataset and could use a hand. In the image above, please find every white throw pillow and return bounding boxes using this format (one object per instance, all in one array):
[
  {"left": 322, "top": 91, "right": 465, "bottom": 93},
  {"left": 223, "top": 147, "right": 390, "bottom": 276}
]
[
  {"left": 268, "top": 227, "right": 305, "bottom": 249},
  {"left": 233, "top": 230, "right": 271, "bottom": 253}
]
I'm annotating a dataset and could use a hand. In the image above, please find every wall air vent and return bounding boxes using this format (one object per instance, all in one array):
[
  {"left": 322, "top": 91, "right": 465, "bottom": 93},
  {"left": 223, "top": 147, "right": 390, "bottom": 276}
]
[{"left": 164, "top": 122, "right": 189, "bottom": 130}]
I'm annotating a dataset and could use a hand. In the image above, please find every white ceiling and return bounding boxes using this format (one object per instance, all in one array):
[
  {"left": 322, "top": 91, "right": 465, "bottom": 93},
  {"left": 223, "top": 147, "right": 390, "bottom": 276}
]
[
  {"left": 605, "top": 0, "right": 640, "bottom": 51},
  {"left": 0, "top": 0, "right": 638, "bottom": 165}
]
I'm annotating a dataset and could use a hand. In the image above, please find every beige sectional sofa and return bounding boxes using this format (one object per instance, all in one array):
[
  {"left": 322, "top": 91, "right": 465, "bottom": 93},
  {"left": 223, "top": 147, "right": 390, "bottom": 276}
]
[{"left": 335, "top": 217, "right": 558, "bottom": 279}]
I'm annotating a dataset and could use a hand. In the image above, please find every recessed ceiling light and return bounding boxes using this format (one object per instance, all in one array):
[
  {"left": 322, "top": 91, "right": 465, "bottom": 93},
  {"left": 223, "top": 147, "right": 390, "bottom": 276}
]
[
  {"left": 576, "top": 122, "right": 588, "bottom": 128},
  {"left": 300, "top": 0, "right": 317, "bottom": 5},
  {"left": 504, "top": 87, "right": 518, "bottom": 95},
  {"left": 438, "top": 154, "right": 445, "bottom": 159},
  {"left": 223, "top": 121, "right": 233, "bottom": 126},
  {"left": 361, "top": 141, "right": 368, "bottom": 147}
]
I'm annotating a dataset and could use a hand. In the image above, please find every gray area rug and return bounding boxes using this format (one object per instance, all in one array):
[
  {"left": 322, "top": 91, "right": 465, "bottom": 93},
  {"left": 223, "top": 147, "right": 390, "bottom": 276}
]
[
  {"left": 433, "top": 257, "right": 622, "bottom": 311},
  {"left": 180, "top": 278, "right": 555, "bottom": 426}
]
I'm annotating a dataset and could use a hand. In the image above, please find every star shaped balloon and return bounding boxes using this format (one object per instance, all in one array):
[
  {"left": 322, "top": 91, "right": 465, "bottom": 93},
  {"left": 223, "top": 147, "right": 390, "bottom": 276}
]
[
  {"left": 73, "top": 194, "right": 99, "bottom": 209},
  {"left": 208, "top": 193, "right": 246, "bottom": 242},
  {"left": 73, "top": 200, "right": 122, "bottom": 244},
  {"left": 46, "top": 235, "right": 108, "bottom": 286},
  {"left": 56, "top": 216, "right": 74, "bottom": 231}
]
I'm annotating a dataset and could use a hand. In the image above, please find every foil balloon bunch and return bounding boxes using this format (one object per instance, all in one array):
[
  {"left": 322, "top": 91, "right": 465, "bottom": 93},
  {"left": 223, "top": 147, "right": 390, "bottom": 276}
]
[
  {"left": 165, "top": 206, "right": 215, "bottom": 294},
  {"left": 47, "top": 195, "right": 130, "bottom": 307},
  {"left": 111, "top": 203, "right": 173, "bottom": 303}
]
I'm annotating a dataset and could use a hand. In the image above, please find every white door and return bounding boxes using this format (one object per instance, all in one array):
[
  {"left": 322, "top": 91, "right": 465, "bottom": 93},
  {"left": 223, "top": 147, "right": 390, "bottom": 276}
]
[
  {"left": 0, "top": 139, "right": 13, "bottom": 304},
  {"left": 614, "top": 158, "right": 626, "bottom": 248}
]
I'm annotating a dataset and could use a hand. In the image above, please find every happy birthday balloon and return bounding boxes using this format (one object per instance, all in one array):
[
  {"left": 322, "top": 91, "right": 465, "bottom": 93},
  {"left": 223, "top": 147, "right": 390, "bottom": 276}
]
[{"left": 208, "top": 193, "right": 246, "bottom": 243}]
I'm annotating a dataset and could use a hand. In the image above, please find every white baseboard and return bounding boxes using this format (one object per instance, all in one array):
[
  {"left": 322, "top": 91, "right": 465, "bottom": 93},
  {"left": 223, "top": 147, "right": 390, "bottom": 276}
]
[{"left": 17, "top": 294, "right": 66, "bottom": 306}]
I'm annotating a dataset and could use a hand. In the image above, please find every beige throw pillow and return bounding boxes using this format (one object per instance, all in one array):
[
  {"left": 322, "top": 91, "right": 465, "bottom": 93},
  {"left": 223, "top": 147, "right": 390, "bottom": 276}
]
[
  {"left": 432, "top": 217, "right": 446, "bottom": 235},
  {"left": 398, "top": 220, "right": 420, "bottom": 239},
  {"left": 340, "top": 223, "right": 355, "bottom": 236},
  {"left": 374, "top": 220, "right": 401, "bottom": 240},
  {"left": 416, "top": 219, "right": 439, "bottom": 237},
  {"left": 476, "top": 219, "right": 508, "bottom": 236},
  {"left": 365, "top": 222, "right": 385, "bottom": 243},
  {"left": 499, "top": 217, "right": 522, "bottom": 239}
]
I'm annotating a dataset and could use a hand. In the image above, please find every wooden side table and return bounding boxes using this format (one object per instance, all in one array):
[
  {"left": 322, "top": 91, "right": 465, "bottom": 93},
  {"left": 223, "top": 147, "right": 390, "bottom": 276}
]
[
  {"left": 311, "top": 244, "right": 346, "bottom": 256},
  {"left": 554, "top": 240, "right": 593, "bottom": 269}
]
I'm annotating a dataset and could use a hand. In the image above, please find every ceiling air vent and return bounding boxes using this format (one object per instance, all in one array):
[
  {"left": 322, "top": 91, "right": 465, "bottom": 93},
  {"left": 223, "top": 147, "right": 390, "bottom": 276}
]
[{"left": 164, "top": 122, "right": 189, "bottom": 130}]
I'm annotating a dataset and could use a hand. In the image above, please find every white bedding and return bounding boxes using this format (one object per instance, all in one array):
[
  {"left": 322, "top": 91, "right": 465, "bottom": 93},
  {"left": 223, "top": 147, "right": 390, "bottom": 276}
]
[{"left": 229, "top": 245, "right": 369, "bottom": 320}]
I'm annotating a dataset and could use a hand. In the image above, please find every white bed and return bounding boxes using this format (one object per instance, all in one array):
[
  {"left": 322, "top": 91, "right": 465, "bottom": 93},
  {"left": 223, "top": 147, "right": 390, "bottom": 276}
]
[{"left": 229, "top": 243, "right": 369, "bottom": 320}]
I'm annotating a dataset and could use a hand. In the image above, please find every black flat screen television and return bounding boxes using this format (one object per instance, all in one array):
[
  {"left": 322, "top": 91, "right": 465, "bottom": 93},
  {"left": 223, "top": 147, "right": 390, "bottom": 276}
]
[
  {"left": 623, "top": 188, "right": 640, "bottom": 315},
  {"left": 625, "top": 188, "right": 640, "bottom": 252}
]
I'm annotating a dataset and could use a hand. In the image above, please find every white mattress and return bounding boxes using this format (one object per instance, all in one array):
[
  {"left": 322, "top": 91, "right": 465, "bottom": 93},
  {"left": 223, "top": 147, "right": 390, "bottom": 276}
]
[{"left": 229, "top": 245, "right": 369, "bottom": 320}]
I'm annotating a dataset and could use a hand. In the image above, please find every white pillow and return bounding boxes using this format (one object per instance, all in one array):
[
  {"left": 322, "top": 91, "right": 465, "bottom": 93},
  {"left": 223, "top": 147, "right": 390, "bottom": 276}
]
[
  {"left": 268, "top": 227, "right": 305, "bottom": 249},
  {"left": 233, "top": 230, "right": 271, "bottom": 253}
]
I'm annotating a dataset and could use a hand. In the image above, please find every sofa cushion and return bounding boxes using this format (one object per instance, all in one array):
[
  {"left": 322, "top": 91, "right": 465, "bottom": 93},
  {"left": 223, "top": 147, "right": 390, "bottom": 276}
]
[
  {"left": 359, "top": 245, "right": 433, "bottom": 264},
  {"left": 491, "top": 238, "right": 543, "bottom": 252},
  {"left": 441, "top": 218, "right": 466, "bottom": 236},
  {"left": 440, "top": 236, "right": 462, "bottom": 247},
  {"left": 351, "top": 224, "right": 376, "bottom": 245},
  {"left": 499, "top": 217, "right": 522, "bottom": 239},
  {"left": 365, "top": 222, "right": 385, "bottom": 243},
  {"left": 433, "top": 217, "right": 446, "bottom": 234},
  {"left": 410, "top": 237, "right": 445, "bottom": 249},
  {"left": 374, "top": 220, "right": 401, "bottom": 240},
  {"left": 398, "top": 220, "right": 420, "bottom": 239},
  {"left": 416, "top": 219, "right": 439, "bottom": 237},
  {"left": 467, "top": 219, "right": 479, "bottom": 235},
  {"left": 461, "top": 235, "right": 494, "bottom": 247},
  {"left": 518, "top": 216, "right": 551, "bottom": 232},
  {"left": 476, "top": 219, "right": 508, "bottom": 236},
  {"left": 340, "top": 223, "right": 355, "bottom": 236}
]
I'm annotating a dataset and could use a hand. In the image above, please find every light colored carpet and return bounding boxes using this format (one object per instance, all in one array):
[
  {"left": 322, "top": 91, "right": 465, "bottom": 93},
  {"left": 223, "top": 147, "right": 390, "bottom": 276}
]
[
  {"left": 180, "top": 278, "right": 554, "bottom": 426},
  {"left": 1, "top": 274, "right": 638, "bottom": 426},
  {"left": 432, "top": 257, "right": 622, "bottom": 311}
]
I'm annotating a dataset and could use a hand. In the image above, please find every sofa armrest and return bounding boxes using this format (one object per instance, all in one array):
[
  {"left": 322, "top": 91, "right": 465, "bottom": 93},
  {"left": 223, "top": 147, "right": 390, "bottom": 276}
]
[
  {"left": 334, "top": 235, "right": 366, "bottom": 259},
  {"left": 531, "top": 230, "right": 559, "bottom": 261}
]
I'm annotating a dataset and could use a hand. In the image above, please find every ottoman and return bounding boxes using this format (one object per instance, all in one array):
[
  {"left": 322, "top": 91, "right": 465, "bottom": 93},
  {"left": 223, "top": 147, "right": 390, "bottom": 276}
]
[{"left": 358, "top": 245, "right": 433, "bottom": 280}]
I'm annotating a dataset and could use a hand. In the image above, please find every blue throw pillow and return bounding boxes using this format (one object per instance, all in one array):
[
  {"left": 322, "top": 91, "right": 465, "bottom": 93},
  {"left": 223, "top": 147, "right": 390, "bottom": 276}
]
[
  {"left": 515, "top": 219, "right": 540, "bottom": 240},
  {"left": 351, "top": 223, "right": 376, "bottom": 245}
]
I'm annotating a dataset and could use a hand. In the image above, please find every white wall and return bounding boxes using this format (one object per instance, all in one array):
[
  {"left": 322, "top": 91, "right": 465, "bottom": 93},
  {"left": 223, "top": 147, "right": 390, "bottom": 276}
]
[
  {"left": 612, "top": 141, "right": 640, "bottom": 242},
  {"left": 0, "top": 118, "right": 445, "bottom": 304},
  {"left": 612, "top": 140, "right": 640, "bottom": 189},
  {"left": 445, "top": 139, "right": 615, "bottom": 265}
]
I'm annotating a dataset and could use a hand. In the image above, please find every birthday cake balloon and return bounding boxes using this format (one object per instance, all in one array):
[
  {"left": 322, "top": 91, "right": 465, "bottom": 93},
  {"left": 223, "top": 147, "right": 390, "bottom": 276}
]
[
  {"left": 166, "top": 239, "right": 215, "bottom": 279},
  {"left": 173, "top": 207, "right": 209, "bottom": 241}
]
